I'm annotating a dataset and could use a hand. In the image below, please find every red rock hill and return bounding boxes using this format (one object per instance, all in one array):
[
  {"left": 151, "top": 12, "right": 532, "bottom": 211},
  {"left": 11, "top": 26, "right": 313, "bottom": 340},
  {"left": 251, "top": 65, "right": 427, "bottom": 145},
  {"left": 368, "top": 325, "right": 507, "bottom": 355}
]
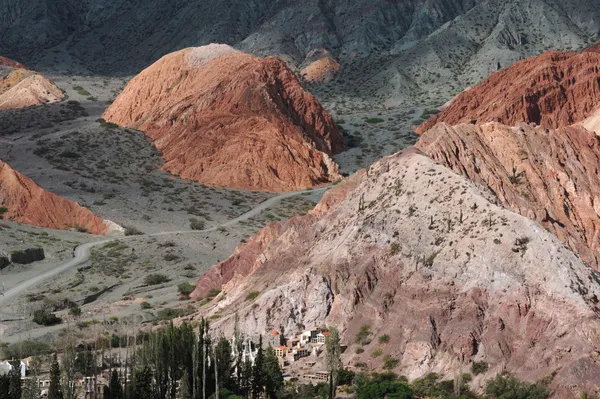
[
  {"left": 103, "top": 44, "right": 343, "bottom": 192},
  {"left": 416, "top": 49, "right": 600, "bottom": 133},
  {"left": 0, "top": 161, "right": 112, "bottom": 234}
]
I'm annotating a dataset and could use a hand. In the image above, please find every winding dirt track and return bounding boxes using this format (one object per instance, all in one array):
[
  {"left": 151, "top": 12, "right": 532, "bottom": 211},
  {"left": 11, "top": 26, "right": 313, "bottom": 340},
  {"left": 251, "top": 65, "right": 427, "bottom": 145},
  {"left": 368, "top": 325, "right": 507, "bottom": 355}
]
[{"left": 0, "top": 186, "right": 329, "bottom": 307}]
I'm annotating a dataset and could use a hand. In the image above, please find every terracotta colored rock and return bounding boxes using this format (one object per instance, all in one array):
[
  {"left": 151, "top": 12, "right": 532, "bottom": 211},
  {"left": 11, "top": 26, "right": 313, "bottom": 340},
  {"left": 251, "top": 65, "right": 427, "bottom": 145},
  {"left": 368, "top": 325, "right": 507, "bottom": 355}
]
[
  {"left": 0, "top": 160, "right": 118, "bottom": 234},
  {"left": 0, "top": 70, "right": 64, "bottom": 109},
  {"left": 417, "top": 121, "right": 600, "bottom": 270},
  {"left": 0, "top": 56, "right": 26, "bottom": 69},
  {"left": 192, "top": 149, "right": 600, "bottom": 396},
  {"left": 300, "top": 57, "right": 340, "bottom": 83},
  {"left": 103, "top": 44, "right": 343, "bottom": 192},
  {"left": 416, "top": 49, "right": 600, "bottom": 134}
]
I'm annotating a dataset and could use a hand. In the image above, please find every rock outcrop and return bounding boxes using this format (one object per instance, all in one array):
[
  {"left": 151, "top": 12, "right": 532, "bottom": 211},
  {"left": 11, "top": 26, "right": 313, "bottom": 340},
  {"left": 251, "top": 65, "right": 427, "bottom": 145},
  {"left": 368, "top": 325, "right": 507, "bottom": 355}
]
[
  {"left": 192, "top": 148, "right": 600, "bottom": 396},
  {"left": 416, "top": 122, "right": 600, "bottom": 270},
  {"left": 0, "top": 56, "right": 26, "bottom": 69},
  {"left": 103, "top": 45, "right": 343, "bottom": 192},
  {"left": 0, "top": 160, "right": 117, "bottom": 234},
  {"left": 0, "top": 59, "right": 63, "bottom": 109},
  {"left": 416, "top": 49, "right": 600, "bottom": 134},
  {"left": 300, "top": 57, "right": 340, "bottom": 83}
]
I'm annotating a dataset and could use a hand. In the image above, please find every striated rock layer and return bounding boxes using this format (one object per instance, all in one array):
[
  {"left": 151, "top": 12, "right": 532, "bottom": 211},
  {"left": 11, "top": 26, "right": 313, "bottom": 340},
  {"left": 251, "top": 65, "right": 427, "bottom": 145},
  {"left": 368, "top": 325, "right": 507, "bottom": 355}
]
[
  {"left": 191, "top": 148, "right": 600, "bottom": 397},
  {"left": 416, "top": 122, "right": 600, "bottom": 270},
  {"left": 300, "top": 57, "right": 340, "bottom": 83},
  {"left": 0, "top": 161, "right": 118, "bottom": 234},
  {"left": 416, "top": 49, "right": 600, "bottom": 134},
  {"left": 0, "top": 58, "right": 63, "bottom": 109},
  {"left": 103, "top": 44, "right": 343, "bottom": 192}
]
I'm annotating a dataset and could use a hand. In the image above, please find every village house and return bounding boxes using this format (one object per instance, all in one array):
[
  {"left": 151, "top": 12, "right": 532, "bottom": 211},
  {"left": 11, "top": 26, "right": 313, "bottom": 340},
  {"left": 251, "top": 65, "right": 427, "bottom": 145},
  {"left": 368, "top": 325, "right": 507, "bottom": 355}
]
[
  {"left": 274, "top": 346, "right": 288, "bottom": 358},
  {"left": 315, "top": 331, "right": 330, "bottom": 343}
]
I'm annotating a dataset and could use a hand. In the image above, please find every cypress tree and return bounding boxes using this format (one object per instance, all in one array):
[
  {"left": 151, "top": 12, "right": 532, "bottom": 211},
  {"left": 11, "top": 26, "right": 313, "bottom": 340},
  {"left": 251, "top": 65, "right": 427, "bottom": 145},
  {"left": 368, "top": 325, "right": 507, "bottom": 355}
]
[
  {"left": 106, "top": 369, "right": 123, "bottom": 399},
  {"left": 48, "top": 355, "right": 63, "bottom": 399},
  {"left": 251, "top": 336, "right": 264, "bottom": 399},
  {"left": 22, "top": 373, "right": 41, "bottom": 399},
  {"left": 263, "top": 347, "right": 283, "bottom": 399},
  {"left": 7, "top": 369, "right": 21, "bottom": 399},
  {"left": 214, "top": 336, "right": 233, "bottom": 393},
  {"left": 325, "top": 327, "right": 342, "bottom": 399}
]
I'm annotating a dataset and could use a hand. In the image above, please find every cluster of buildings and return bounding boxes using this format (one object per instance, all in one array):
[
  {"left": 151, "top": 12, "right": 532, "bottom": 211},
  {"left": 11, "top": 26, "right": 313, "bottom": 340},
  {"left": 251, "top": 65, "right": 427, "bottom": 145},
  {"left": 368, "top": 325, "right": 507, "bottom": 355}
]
[{"left": 233, "top": 328, "right": 334, "bottom": 383}]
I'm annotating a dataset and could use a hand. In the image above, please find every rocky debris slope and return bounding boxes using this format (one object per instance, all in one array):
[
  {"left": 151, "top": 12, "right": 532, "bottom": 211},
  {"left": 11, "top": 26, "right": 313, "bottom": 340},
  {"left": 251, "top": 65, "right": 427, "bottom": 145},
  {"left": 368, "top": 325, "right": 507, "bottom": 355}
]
[
  {"left": 0, "top": 58, "right": 63, "bottom": 109},
  {"left": 0, "top": 161, "right": 118, "bottom": 234},
  {"left": 103, "top": 45, "right": 343, "bottom": 192},
  {"left": 192, "top": 148, "right": 600, "bottom": 396},
  {"left": 416, "top": 122, "right": 600, "bottom": 270},
  {"left": 3, "top": 0, "right": 600, "bottom": 106},
  {"left": 416, "top": 49, "right": 600, "bottom": 133}
]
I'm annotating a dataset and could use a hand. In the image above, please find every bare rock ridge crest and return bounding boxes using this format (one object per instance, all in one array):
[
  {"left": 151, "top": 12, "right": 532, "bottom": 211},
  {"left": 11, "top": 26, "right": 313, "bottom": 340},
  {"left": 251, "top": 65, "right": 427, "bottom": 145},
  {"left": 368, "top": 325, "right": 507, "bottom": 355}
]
[
  {"left": 0, "top": 160, "right": 118, "bottom": 234},
  {"left": 191, "top": 149, "right": 600, "bottom": 396},
  {"left": 103, "top": 45, "right": 343, "bottom": 192}
]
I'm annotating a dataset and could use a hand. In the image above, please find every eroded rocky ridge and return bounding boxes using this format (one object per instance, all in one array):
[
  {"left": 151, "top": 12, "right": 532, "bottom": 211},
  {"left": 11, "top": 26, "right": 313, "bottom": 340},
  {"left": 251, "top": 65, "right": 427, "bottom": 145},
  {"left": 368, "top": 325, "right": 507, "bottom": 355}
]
[
  {"left": 416, "top": 122, "right": 600, "bottom": 270},
  {"left": 103, "top": 45, "right": 343, "bottom": 192},
  {"left": 0, "top": 58, "right": 63, "bottom": 109},
  {"left": 192, "top": 148, "right": 600, "bottom": 396},
  {"left": 300, "top": 57, "right": 340, "bottom": 83},
  {"left": 417, "top": 49, "right": 600, "bottom": 133},
  {"left": 0, "top": 160, "right": 117, "bottom": 234}
]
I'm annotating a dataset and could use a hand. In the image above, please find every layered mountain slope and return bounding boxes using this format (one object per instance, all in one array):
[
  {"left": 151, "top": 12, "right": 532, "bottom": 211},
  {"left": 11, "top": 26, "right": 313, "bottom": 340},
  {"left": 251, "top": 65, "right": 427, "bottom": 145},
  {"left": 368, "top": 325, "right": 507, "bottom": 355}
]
[
  {"left": 103, "top": 45, "right": 343, "bottom": 192},
  {"left": 3, "top": 0, "right": 599, "bottom": 105},
  {"left": 417, "top": 122, "right": 600, "bottom": 269},
  {"left": 416, "top": 49, "right": 600, "bottom": 133},
  {"left": 192, "top": 148, "right": 600, "bottom": 396},
  {"left": 0, "top": 59, "right": 63, "bottom": 109},
  {"left": 0, "top": 161, "right": 117, "bottom": 234}
]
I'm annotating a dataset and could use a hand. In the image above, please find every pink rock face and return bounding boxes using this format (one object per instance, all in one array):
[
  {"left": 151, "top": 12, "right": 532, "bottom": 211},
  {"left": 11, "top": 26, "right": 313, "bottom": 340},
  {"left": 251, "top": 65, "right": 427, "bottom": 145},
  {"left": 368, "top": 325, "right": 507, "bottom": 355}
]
[
  {"left": 192, "top": 149, "right": 600, "bottom": 397},
  {"left": 0, "top": 161, "right": 110, "bottom": 234},
  {"left": 416, "top": 49, "right": 600, "bottom": 134},
  {"left": 103, "top": 45, "right": 343, "bottom": 192},
  {"left": 416, "top": 122, "right": 600, "bottom": 270}
]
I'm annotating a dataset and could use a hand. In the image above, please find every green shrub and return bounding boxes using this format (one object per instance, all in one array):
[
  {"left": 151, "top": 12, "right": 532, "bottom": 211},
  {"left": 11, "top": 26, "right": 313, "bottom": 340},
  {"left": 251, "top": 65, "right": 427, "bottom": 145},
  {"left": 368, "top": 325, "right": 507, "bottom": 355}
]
[
  {"left": 471, "top": 361, "right": 489, "bottom": 375},
  {"left": 0, "top": 207, "right": 8, "bottom": 218},
  {"left": 355, "top": 324, "right": 371, "bottom": 344},
  {"left": 1, "top": 340, "right": 52, "bottom": 359},
  {"left": 189, "top": 218, "right": 206, "bottom": 230},
  {"left": 124, "top": 226, "right": 143, "bottom": 236},
  {"left": 382, "top": 355, "right": 399, "bottom": 370},
  {"left": 140, "top": 301, "right": 152, "bottom": 310},
  {"left": 144, "top": 274, "right": 170, "bottom": 286},
  {"left": 378, "top": 334, "right": 390, "bottom": 344},
  {"left": 156, "top": 307, "right": 190, "bottom": 321},
  {"left": 33, "top": 309, "right": 61, "bottom": 326},
  {"left": 206, "top": 288, "right": 221, "bottom": 300},
  {"left": 365, "top": 118, "right": 385, "bottom": 124},
  {"left": 245, "top": 291, "right": 260, "bottom": 301},
  {"left": 177, "top": 282, "right": 195, "bottom": 297},
  {"left": 69, "top": 306, "right": 82, "bottom": 318},
  {"left": 485, "top": 374, "right": 549, "bottom": 399},
  {"left": 371, "top": 348, "right": 383, "bottom": 358}
]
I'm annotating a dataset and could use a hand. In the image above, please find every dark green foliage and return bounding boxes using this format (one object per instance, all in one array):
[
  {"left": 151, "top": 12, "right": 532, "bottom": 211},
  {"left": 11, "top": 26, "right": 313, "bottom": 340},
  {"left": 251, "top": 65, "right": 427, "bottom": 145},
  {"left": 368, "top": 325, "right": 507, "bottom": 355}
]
[
  {"left": 215, "top": 336, "right": 234, "bottom": 392},
  {"left": 252, "top": 335, "right": 265, "bottom": 399},
  {"left": 0, "top": 207, "right": 7, "bottom": 218},
  {"left": 1, "top": 340, "right": 51, "bottom": 359},
  {"left": 485, "top": 374, "right": 550, "bottom": 399},
  {"left": 104, "top": 370, "right": 123, "bottom": 399},
  {"left": 355, "top": 373, "right": 413, "bottom": 399},
  {"left": 263, "top": 347, "right": 283, "bottom": 398},
  {"left": 32, "top": 308, "right": 61, "bottom": 326},
  {"left": 471, "top": 361, "right": 488, "bottom": 375},
  {"left": 177, "top": 282, "right": 195, "bottom": 297},
  {"left": 123, "top": 225, "right": 143, "bottom": 236},
  {"left": 144, "top": 273, "right": 170, "bottom": 285},
  {"left": 189, "top": 218, "right": 206, "bottom": 230},
  {"left": 128, "top": 366, "right": 153, "bottom": 399},
  {"left": 355, "top": 324, "right": 371, "bottom": 344},
  {"left": 48, "top": 355, "right": 63, "bottom": 399},
  {"left": 0, "top": 369, "right": 21, "bottom": 399}
]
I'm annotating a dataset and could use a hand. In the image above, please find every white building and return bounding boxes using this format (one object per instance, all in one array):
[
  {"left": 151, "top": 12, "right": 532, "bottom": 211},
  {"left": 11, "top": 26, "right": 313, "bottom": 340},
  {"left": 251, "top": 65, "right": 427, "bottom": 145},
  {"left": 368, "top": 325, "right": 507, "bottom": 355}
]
[{"left": 0, "top": 360, "right": 27, "bottom": 378}]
